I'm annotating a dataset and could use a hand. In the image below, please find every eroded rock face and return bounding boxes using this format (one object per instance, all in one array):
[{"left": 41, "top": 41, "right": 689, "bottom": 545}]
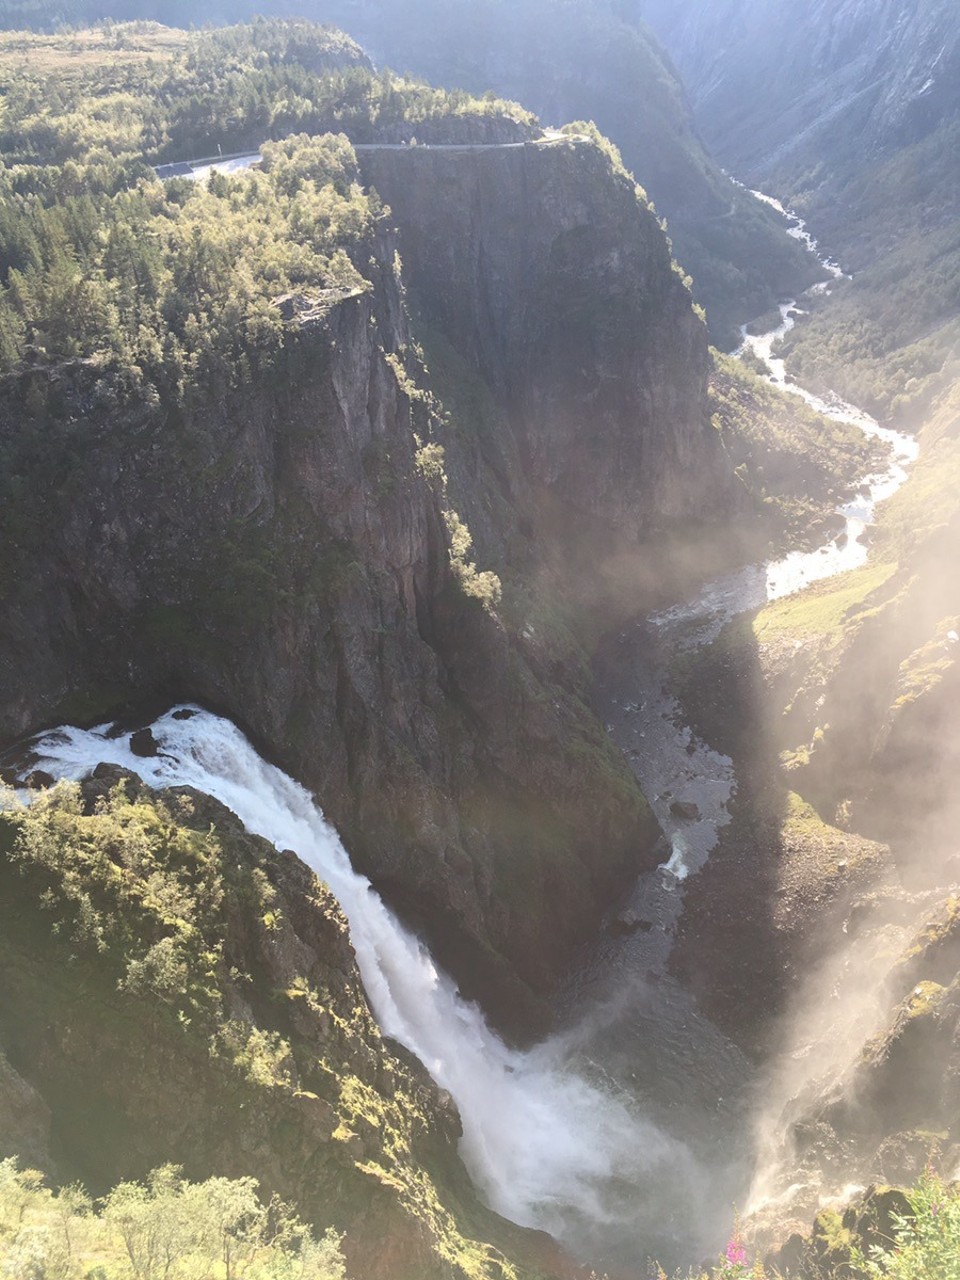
[
  {"left": 360, "top": 139, "right": 736, "bottom": 537},
  {"left": 0, "top": 1048, "right": 53, "bottom": 1173},
  {"left": 0, "top": 137, "right": 738, "bottom": 1035}
]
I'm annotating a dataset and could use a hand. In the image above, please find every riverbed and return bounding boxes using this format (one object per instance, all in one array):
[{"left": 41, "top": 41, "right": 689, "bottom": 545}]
[{"left": 559, "top": 192, "right": 919, "bottom": 1268}]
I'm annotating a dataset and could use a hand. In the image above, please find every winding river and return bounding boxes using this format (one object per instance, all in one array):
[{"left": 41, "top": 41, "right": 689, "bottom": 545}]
[{"left": 559, "top": 192, "right": 920, "bottom": 1263}]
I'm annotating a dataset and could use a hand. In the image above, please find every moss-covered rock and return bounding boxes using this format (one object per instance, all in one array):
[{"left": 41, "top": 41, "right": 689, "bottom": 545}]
[{"left": 0, "top": 774, "right": 574, "bottom": 1280}]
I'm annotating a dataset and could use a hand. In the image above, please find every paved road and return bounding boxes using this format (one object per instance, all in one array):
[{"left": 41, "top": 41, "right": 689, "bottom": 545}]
[{"left": 157, "top": 132, "right": 584, "bottom": 180}]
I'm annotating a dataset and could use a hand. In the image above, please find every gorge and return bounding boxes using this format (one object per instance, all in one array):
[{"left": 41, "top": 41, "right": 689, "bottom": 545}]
[{"left": 1, "top": 5, "right": 959, "bottom": 1279}]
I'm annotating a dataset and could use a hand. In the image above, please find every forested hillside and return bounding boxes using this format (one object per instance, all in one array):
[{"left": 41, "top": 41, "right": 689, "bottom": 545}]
[
  {"left": 0, "top": 18, "right": 732, "bottom": 1053},
  {"left": 0, "top": 0, "right": 822, "bottom": 345},
  {"left": 0, "top": 21, "right": 534, "bottom": 380},
  {"left": 0, "top": 771, "right": 573, "bottom": 1280}
]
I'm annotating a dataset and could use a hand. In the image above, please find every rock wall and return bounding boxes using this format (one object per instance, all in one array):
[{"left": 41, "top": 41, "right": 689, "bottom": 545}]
[
  {"left": 361, "top": 138, "right": 733, "bottom": 538},
  {"left": 0, "top": 133, "right": 741, "bottom": 1036}
]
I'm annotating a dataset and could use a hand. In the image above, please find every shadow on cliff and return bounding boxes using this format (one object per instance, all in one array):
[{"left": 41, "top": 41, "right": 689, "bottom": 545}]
[{"left": 666, "top": 611, "right": 795, "bottom": 1057}]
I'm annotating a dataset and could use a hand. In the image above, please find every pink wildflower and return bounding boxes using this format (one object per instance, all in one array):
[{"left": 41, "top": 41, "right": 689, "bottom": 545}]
[{"left": 726, "top": 1234, "right": 747, "bottom": 1266}]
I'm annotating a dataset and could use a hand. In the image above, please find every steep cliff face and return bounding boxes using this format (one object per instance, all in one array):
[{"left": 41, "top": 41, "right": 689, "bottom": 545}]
[
  {"left": 318, "top": 0, "right": 821, "bottom": 345},
  {"left": 361, "top": 138, "right": 732, "bottom": 538},
  {"left": 0, "top": 139, "right": 721, "bottom": 1037},
  {"left": 638, "top": 0, "right": 960, "bottom": 184}
]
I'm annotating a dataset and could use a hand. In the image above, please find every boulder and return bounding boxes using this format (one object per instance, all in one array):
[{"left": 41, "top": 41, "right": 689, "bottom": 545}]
[
  {"left": 610, "top": 910, "right": 654, "bottom": 936},
  {"left": 766, "top": 1232, "right": 806, "bottom": 1277},
  {"left": 24, "top": 769, "right": 55, "bottom": 790},
  {"left": 670, "top": 799, "right": 701, "bottom": 821},
  {"left": 130, "top": 727, "right": 159, "bottom": 758}
]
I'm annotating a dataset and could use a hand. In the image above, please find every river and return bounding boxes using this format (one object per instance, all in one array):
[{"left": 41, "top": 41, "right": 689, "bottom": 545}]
[
  {"left": 12, "top": 195, "right": 919, "bottom": 1276},
  {"left": 558, "top": 191, "right": 919, "bottom": 1265}
]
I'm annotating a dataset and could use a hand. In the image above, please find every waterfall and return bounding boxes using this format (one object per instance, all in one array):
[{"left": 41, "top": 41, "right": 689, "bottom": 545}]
[{"left": 27, "top": 706, "right": 696, "bottom": 1259}]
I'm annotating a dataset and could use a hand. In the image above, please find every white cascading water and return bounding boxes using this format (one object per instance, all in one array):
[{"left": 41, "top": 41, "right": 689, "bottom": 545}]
[{"left": 25, "top": 707, "right": 693, "bottom": 1252}]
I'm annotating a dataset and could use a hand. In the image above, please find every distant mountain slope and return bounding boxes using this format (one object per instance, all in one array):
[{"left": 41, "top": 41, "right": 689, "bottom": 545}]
[
  {"left": 311, "top": 0, "right": 820, "bottom": 345},
  {"left": 638, "top": 0, "right": 960, "bottom": 186},
  {"left": 640, "top": 0, "right": 960, "bottom": 427}
]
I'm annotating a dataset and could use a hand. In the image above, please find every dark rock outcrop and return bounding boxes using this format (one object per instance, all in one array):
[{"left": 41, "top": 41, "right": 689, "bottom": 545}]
[
  {"left": 0, "top": 1046, "right": 54, "bottom": 1173},
  {"left": 360, "top": 137, "right": 737, "bottom": 539},
  {"left": 765, "top": 1185, "right": 913, "bottom": 1280},
  {"left": 0, "top": 136, "right": 739, "bottom": 1037},
  {"left": 669, "top": 800, "right": 701, "bottom": 821},
  {"left": 23, "top": 770, "right": 55, "bottom": 790},
  {"left": 129, "top": 727, "right": 159, "bottom": 757}
]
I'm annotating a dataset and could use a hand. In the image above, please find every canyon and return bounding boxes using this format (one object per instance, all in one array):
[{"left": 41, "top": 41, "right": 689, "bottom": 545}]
[{"left": 0, "top": 5, "right": 958, "bottom": 1279}]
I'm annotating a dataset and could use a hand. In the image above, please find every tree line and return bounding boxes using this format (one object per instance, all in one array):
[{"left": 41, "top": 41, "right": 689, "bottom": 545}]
[{"left": 0, "top": 19, "right": 534, "bottom": 392}]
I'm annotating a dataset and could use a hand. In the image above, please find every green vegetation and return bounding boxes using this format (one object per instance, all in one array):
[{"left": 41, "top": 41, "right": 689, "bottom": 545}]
[
  {"left": 729, "top": 378, "right": 960, "bottom": 685},
  {"left": 852, "top": 1168, "right": 960, "bottom": 1280},
  {"left": 413, "top": 437, "right": 502, "bottom": 611},
  {"left": 779, "top": 119, "right": 960, "bottom": 428},
  {"left": 558, "top": 119, "right": 642, "bottom": 195},
  {"left": 442, "top": 508, "right": 503, "bottom": 610},
  {"left": 0, "top": 18, "right": 516, "bottom": 617},
  {"left": 891, "top": 623, "right": 958, "bottom": 712},
  {"left": 752, "top": 562, "right": 897, "bottom": 648},
  {"left": 728, "top": 372, "right": 960, "bottom": 775},
  {"left": 0, "top": 777, "right": 543, "bottom": 1280},
  {"left": 3, "top": 777, "right": 281, "bottom": 1028},
  {"left": 872, "top": 379, "right": 960, "bottom": 561},
  {"left": 897, "top": 898, "right": 960, "bottom": 970},
  {"left": 0, "top": 20, "right": 534, "bottom": 163},
  {"left": 648, "top": 1170, "right": 960, "bottom": 1278},
  {"left": 0, "top": 21, "right": 532, "bottom": 393},
  {"left": 0, "top": 1157, "right": 346, "bottom": 1279},
  {"left": 52, "top": 0, "right": 809, "bottom": 344},
  {"left": 0, "top": 124, "right": 373, "bottom": 388},
  {"left": 710, "top": 351, "right": 888, "bottom": 545}
]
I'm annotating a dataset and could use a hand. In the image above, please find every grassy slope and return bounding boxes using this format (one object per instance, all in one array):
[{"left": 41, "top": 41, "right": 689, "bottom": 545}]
[{"left": 710, "top": 350, "right": 888, "bottom": 548}]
